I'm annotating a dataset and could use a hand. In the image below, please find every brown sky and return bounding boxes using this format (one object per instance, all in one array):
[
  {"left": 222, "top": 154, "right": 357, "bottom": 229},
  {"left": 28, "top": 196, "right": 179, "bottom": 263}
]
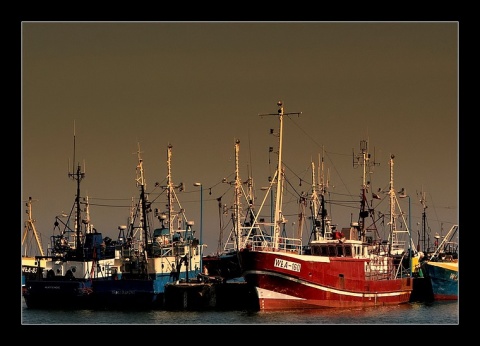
[{"left": 22, "top": 22, "right": 458, "bottom": 256}]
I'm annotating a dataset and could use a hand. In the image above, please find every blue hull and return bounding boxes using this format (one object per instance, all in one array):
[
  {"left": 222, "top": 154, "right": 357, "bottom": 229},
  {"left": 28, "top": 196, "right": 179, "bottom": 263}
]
[
  {"left": 92, "top": 279, "right": 162, "bottom": 310},
  {"left": 90, "top": 271, "right": 199, "bottom": 310},
  {"left": 423, "top": 261, "right": 458, "bottom": 300},
  {"left": 23, "top": 280, "right": 94, "bottom": 309}
]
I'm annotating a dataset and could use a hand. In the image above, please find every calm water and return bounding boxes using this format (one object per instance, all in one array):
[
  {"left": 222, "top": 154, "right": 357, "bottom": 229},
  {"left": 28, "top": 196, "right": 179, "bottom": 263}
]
[{"left": 21, "top": 297, "right": 459, "bottom": 325}]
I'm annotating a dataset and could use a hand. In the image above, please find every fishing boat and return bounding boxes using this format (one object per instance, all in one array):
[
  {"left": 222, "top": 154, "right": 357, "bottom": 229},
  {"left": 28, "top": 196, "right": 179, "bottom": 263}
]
[
  {"left": 238, "top": 101, "right": 415, "bottom": 311},
  {"left": 22, "top": 197, "right": 46, "bottom": 294},
  {"left": 202, "top": 139, "right": 260, "bottom": 282},
  {"left": 91, "top": 144, "right": 204, "bottom": 310},
  {"left": 420, "top": 224, "right": 458, "bottom": 300},
  {"left": 23, "top": 162, "right": 117, "bottom": 309}
]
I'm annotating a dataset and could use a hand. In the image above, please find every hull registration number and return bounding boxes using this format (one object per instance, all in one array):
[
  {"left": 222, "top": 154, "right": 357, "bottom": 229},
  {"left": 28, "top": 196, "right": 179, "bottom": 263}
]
[{"left": 274, "top": 258, "right": 301, "bottom": 272}]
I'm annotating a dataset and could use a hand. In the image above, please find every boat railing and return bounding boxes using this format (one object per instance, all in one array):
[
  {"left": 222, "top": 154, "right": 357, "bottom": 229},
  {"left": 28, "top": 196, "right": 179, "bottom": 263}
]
[
  {"left": 151, "top": 241, "right": 188, "bottom": 257},
  {"left": 365, "top": 267, "right": 394, "bottom": 281},
  {"left": 430, "top": 224, "right": 459, "bottom": 260},
  {"left": 390, "top": 240, "right": 407, "bottom": 255},
  {"left": 247, "top": 234, "right": 302, "bottom": 254},
  {"left": 223, "top": 225, "right": 265, "bottom": 253},
  {"left": 364, "top": 253, "right": 413, "bottom": 280}
]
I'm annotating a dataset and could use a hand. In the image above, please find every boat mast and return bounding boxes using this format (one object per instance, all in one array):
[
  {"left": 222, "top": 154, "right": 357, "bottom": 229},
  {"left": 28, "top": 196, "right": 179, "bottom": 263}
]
[
  {"left": 68, "top": 122, "right": 85, "bottom": 257},
  {"left": 353, "top": 139, "right": 379, "bottom": 242},
  {"left": 309, "top": 149, "right": 331, "bottom": 242},
  {"left": 164, "top": 144, "right": 186, "bottom": 236},
  {"left": 135, "top": 143, "right": 149, "bottom": 251},
  {"left": 259, "top": 101, "right": 301, "bottom": 248},
  {"left": 22, "top": 197, "right": 45, "bottom": 257},
  {"left": 167, "top": 144, "right": 175, "bottom": 237},
  {"left": 216, "top": 197, "right": 224, "bottom": 255},
  {"left": 274, "top": 102, "right": 284, "bottom": 249},
  {"left": 310, "top": 160, "right": 320, "bottom": 241},
  {"left": 419, "top": 188, "right": 428, "bottom": 252},
  {"left": 318, "top": 149, "right": 331, "bottom": 239},
  {"left": 244, "top": 167, "right": 256, "bottom": 229},
  {"left": 223, "top": 139, "right": 253, "bottom": 252},
  {"left": 83, "top": 195, "right": 93, "bottom": 233},
  {"left": 233, "top": 139, "right": 243, "bottom": 250},
  {"left": 388, "top": 154, "right": 395, "bottom": 255},
  {"left": 386, "top": 154, "right": 406, "bottom": 255}
]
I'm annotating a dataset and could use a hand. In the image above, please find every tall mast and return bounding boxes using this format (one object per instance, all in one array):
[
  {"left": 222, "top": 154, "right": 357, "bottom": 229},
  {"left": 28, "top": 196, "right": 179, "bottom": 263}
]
[
  {"left": 259, "top": 101, "right": 301, "bottom": 249},
  {"left": 309, "top": 148, "right": 330, "bottom": 241},
  {"left": 310, "top": 160, "right": 319, "bottom": 241},
  {"left": 68, "top": 122, "right": 85, "bottom": 257},
  {"left": 353, "top": 139, "right": 379, "bottom": 242},
  {"left": 244, "top": 166, "right": 256, "bottom": 228},
  {"left": 233, "top": 139, "right": 242, "bottom": 250},
  {"left": 157, "top": 144, "right": 186, "bottom": 237},
  {"left": 167, "top": 144, "right": 174, "bottom": 236},
  {"left": 22, "top": 197, "right": 45, "bottom": 257},
  {"left": 388, "top": 154, "right": 396, "bottom": 255},
  {"left": 274, "top": 103, "right": 284, "bottom": 246},
  {"left": 419, "top": 188, "right": 428, "bottom": 252},
  {"left": 223, "top": 139, "right": 252, "bottom": 252},
  {"left": 83, "top": 195, "right": 92, "bottom": 233},
  {"left": 135, "top": 143, "right": 149, "bottom": 250},
  {"left": 319, "top": 148, "right": 330, "bottom": 239}
]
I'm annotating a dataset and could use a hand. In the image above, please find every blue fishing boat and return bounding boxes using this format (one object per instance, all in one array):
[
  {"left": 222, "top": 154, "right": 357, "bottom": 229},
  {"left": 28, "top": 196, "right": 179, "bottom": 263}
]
[
  {"left": 23, "top": 166, "right": 117, "bottom": 309},
  {"left": 421, "top": 224, "right": 458, "bottom": 300},
  {"left": 91, "top": 144, "right": 204, "bottom": 310},
  {"left": 23, "top": 128, "right": 118, "bottom": 309}
]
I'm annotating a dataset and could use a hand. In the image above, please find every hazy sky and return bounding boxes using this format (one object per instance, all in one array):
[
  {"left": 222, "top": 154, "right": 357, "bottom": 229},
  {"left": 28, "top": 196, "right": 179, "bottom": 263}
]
[{"left": 21, "top": 22, "right": 458, "bottom": 256}]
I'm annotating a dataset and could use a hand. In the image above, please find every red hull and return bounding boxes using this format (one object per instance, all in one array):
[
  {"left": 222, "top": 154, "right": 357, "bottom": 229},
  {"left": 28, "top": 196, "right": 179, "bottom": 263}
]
[{"left": 240, "top": 249, "right": 412, "bottom": 310}]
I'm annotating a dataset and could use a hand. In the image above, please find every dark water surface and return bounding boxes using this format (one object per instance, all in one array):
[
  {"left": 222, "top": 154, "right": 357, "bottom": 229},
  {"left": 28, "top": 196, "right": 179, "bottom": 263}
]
[{"left": 21, "top": 298, "right": 459, "bottom": 325}]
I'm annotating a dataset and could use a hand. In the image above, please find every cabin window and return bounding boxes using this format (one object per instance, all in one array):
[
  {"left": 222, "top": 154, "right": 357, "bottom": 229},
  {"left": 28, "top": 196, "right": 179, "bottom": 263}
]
[
  {"left": 312, "top": 245, "right": 328, "bottom": 256},
  {"left": 336, "top": 245, "right": 344, "bottom": 257},
  {"left": 328, "top": 246, "right": 336, "bottom": 256},
  {"left": 174, "top": 247, "right": 186, "bottom": 256},
  {"left": 344, "top": 246, "right": 352, "bottom": 257}
]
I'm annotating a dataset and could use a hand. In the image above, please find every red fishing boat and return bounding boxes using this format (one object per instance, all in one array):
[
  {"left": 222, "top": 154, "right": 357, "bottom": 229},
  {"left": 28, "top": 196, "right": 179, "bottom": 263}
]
[{"left": 239, "top": 101, "right": 415, "bottom": 310}]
